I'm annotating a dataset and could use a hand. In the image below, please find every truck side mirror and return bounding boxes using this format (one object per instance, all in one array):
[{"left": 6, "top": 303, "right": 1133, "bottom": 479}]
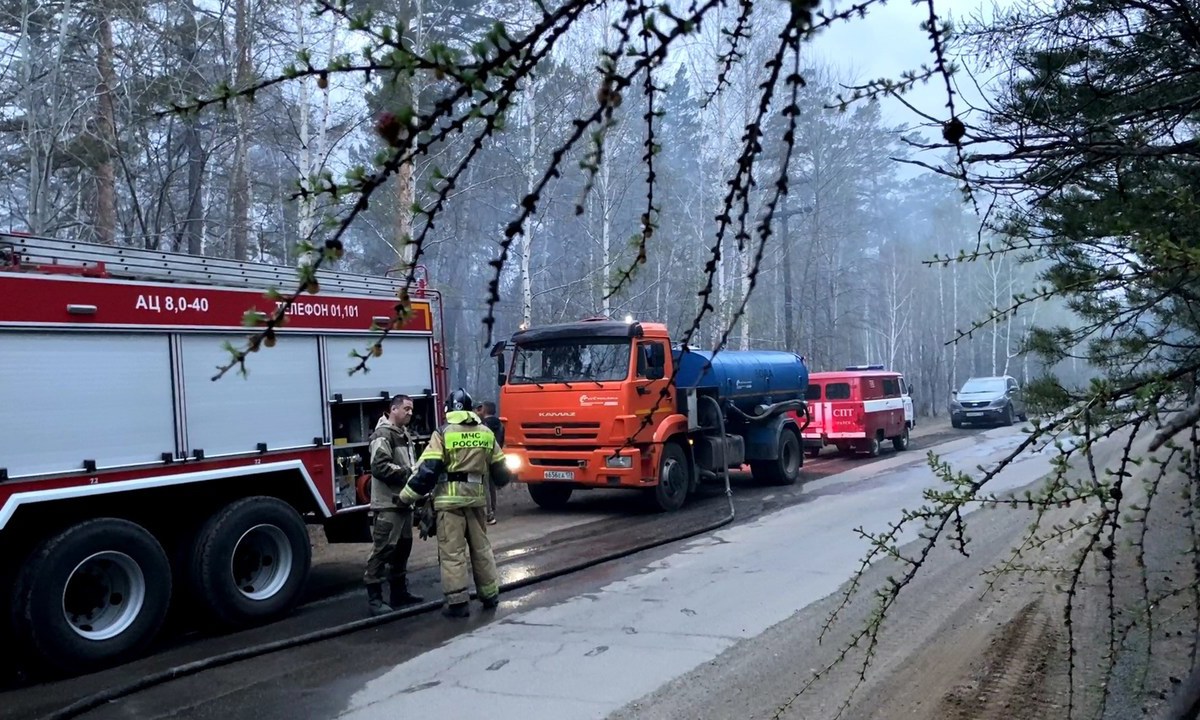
[
  {"left": 491, "top": 341, "right": 507, "bottom": 386},
  {"left": 648, "top": 343, "right": 665, "bottom": 368},
  {"left": 643, "top": 343, "right": 666, "bottom": 380}
]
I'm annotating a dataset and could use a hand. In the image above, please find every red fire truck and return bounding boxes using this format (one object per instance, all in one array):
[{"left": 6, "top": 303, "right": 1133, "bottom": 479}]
[
  {"left": 0, "top": 233, "right": 447, "bottom": 674},
  {"left": 798, "top": 365, "right": 914, "bottom": 457}
]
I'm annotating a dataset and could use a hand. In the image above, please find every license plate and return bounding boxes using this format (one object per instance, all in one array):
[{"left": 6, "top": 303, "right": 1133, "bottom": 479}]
[
  {"left": 966, "top": 412, "right": 983, "bottom": 417},
  {"left": 543, "top": 470, "right": 575, "bottom": 480}
]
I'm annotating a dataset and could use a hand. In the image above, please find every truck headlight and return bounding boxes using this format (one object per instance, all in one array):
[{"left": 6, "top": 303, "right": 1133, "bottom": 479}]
[
  {"left": 605, "top": 455, "right": 633, "bottom": 469},
  {"left": 504, "top": 454, "right": 522, "bottom": 471}
]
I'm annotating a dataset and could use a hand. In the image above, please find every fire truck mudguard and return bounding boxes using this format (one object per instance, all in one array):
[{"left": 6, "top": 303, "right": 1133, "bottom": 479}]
[{"left": 0, "top": 461, "right": 328, "bottom": 532}]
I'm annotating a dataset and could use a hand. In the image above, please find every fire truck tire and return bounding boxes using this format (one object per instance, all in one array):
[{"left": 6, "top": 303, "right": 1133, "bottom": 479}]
[
  {"left": 188, "top": 497, "right": 311, "bottom": 629},
  {"left": 892, "top": 427, "right": 910, "bottom": 451},
  {"left": 10, "top": 518, "right": 172, "bottom": 675},
  {"left": 751, "top": 428, "right": 801, "bottom": 486},
  {"left": 866, "top": 436, "right": 882, "bottom": 457},
  {"left": 527, "top": 483, "right": 574, "bottom": 510}
]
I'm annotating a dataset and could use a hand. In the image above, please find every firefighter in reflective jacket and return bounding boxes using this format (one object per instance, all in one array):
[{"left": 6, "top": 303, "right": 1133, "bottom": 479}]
[{"left": 398, "top": 388, "right": 512, "bottom": 617}]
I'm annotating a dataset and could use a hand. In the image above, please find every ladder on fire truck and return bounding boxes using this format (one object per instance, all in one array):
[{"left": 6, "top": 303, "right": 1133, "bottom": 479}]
[{"left": 0, "top": 231, "right": 429, "bottom": 298}]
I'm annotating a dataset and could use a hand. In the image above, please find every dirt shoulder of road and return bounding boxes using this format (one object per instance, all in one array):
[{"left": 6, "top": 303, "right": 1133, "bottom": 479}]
[{"left": 613, "top": 427, "right": 1200, "bottom": 720}]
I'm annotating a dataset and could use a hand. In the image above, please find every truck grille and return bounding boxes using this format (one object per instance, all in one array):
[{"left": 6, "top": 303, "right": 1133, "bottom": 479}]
[{"left": 520, "top": 422, "right": 600, "bottom": 442}]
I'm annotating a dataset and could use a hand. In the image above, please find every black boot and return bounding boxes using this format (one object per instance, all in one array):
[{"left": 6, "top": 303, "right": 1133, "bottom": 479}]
[
  {"left": 367, "top": 585, "right": 393, "bottom": 617},
  {"left": 480, "top": 594, "right": 500, "bottom": 610},
  {"left": 443, "top": 602, "right": 470, "bottom": 618},
  {"left": 389, "top": 577, "right": 424, "bottom": 607}
]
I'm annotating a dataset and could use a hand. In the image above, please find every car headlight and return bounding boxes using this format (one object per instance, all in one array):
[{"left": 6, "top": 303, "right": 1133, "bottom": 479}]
[
  {"left": 605, "top": 454, "right": 633, "bottom": 469},
  {"left": 504, "top": 453, "right": 522, "bottom": 471}
]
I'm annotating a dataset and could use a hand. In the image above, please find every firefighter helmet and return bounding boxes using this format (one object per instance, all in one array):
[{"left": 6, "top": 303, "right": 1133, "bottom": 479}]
[{"left": 447, "top": 388, "right": 474, "bottom": 413}]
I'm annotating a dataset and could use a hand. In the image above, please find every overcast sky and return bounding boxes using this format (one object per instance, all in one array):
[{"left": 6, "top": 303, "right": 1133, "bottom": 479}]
[{"left": 805, "top": 0, "right": 1006, "bottom": 132}]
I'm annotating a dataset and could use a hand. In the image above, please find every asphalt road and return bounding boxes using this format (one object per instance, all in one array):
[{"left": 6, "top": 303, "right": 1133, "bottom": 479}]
[{"left": 1, "top": 421, "right": 986, "bottom": 720}]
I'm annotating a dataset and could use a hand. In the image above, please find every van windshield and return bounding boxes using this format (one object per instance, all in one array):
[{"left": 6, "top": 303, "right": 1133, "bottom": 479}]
[
  {"left": 960, "top": 378, "right": 1006, "bottom": 394},
  {"left": 510, "top": 338, "right": 632, "bottom": 385}
]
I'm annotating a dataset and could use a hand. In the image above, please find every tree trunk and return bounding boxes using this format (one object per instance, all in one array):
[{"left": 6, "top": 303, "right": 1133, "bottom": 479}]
[
  {"left": 294, "top": 0, "right": 313, "bottom": 243},
  {"left": 229, "top": 0, "right": 252, "bottom": 260},
  {"left": 182, "top": 0, "right": 205, "bottom": 254},
  {"left": 93, "top": 6, "right": 117, "bottom": 244},
  {"left": 600, "top": 159, "right": 611, "bottom": 316},
  {"left": 782, "top": 211, "right": 795, "bottom": 351},
  {"left": 520, "top": 80, "right": 536, "bottom": 328},
  {"left": 395, "top": 0, "right": 422, "bottom": 269}
]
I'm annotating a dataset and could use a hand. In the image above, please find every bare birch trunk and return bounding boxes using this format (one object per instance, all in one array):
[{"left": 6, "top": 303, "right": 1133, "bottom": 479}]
[
  {"left": 294, "top": 0, "right": 313, "bottom": 242},
  {"left": 520, "top": 80, "right": 536, "bottom": 328},
  {"left": 93, "top": 7, "right": 117, "bottom": 244},
  {"left": 229, "top": 0, "right": 252, "bottom": 260}
]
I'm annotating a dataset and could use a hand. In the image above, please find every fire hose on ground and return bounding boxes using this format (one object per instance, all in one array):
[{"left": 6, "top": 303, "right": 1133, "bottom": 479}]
[{"left": 43, "top": 404, "right": 736, "bottom": 720}]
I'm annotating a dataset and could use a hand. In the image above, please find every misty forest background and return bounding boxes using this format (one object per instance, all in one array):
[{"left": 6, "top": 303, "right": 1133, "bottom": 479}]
[{"left": 0, "top": 0, "right": 1090, "bottom": 412}]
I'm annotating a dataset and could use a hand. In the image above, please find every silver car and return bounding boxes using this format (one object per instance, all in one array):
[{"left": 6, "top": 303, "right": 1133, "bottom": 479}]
[{"left": 950, "top": 375, "right": 1027, "bottom": 427}]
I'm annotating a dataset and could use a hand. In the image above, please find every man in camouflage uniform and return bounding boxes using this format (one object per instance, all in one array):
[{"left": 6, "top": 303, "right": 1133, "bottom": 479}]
[
  {"left": 363, "top": 394, "right": 424, "bottom": 616},
  {"left": 398, "top": 388, "right": 512, "bottom": 618}
]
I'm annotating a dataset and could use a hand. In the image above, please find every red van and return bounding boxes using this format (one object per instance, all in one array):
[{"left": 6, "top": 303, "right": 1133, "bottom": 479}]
[{"left": 797, "top": 365, "right": 914, "bottom": 457}]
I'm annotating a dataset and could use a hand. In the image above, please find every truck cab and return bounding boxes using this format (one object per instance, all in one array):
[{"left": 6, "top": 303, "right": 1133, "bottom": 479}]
[
  {"left": 493, "top": 318, "right": 808, "bottom": 512},
  {"left": 494, "top": 319, "right": 679, "bottom": 508}
]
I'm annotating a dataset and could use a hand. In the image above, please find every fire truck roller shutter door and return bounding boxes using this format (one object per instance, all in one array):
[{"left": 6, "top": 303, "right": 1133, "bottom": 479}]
[
  {"left": 9, "top": 518, "right": 172, "bottom": 675},
  {"left": 0, "top": 333, "right": 176, "bottom": 477},
  {"left": 325, "top": 336, "right": 434, "bottom": 399},
  {"left": 179, "top": 334, "right": 324, "bottom": 457}
]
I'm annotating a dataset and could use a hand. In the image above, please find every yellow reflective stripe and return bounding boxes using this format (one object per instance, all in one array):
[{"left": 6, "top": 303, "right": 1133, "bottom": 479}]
[
  {"left": 418, "top": 448, "right": 442, "bottom": 463},
  {"left": 444, "top": 431, "right": 493, "bottom": 450}
]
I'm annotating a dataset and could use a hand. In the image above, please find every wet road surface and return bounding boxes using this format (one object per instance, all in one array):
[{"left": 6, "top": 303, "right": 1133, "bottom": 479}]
[{"left": 1, "top": 423, "right": 986, "bottom": 720}]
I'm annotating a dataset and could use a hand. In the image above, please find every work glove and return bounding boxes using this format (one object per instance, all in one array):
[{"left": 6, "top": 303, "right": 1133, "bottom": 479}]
[{"left": 415, "top": 498, "right": 437, "bottom": 541}]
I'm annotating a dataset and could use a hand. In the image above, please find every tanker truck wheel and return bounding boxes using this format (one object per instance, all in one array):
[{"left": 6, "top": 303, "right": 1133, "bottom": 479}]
[
  {"left": 528, "top": 482, "right": 574, "bottom": 510},
  {"left": 645, "top": 442, "right": 690, "bottom": 512},
  {"left": 751, "top": 428, "right": 801, "bottom": 486},
  {"left": 10, "top": 518, "right": 172, "bottom": 675}
]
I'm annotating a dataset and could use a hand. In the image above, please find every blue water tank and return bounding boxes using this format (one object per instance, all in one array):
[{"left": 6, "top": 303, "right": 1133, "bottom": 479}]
[{"left": 672, "top": 349, "right": 809, "bottom": 412}]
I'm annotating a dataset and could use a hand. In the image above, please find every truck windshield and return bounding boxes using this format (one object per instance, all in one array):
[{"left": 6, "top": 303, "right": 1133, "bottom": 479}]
[{"left": 510, "top": 338, "right": 632, "bottom": 385}]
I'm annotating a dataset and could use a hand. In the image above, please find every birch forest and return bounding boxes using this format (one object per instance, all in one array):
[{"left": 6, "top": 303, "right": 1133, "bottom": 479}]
[{"left": 0, "top": 0, "right": 1091, "bottom": 413}]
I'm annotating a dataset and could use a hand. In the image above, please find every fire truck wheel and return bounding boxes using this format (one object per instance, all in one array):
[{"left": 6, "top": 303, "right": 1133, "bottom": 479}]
[
  {"left": 892, "top": 427, "right": 910, "bottom": 451},
  {"left": 527, "top": 483, "right": 573, "bottom": 510},
  {"left": 751, "top": 429, "right": 801, "bottom": 486},
  {"left": 866, "top": 436, "right": 882, "bottom": 457},
  {"left": 10, "top": 518, "right": 171, "bottom": 675},
  {"left": 647, "top": 442, "right": 690, "bottom": 512},
  {"left": 188, "top": 497, "right": 311, "bottom": 629}
]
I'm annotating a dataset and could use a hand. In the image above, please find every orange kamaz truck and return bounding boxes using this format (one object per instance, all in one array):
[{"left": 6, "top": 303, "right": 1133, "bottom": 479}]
[{"left": 490, "top": 318, "right": 810, "bottom": 512}]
